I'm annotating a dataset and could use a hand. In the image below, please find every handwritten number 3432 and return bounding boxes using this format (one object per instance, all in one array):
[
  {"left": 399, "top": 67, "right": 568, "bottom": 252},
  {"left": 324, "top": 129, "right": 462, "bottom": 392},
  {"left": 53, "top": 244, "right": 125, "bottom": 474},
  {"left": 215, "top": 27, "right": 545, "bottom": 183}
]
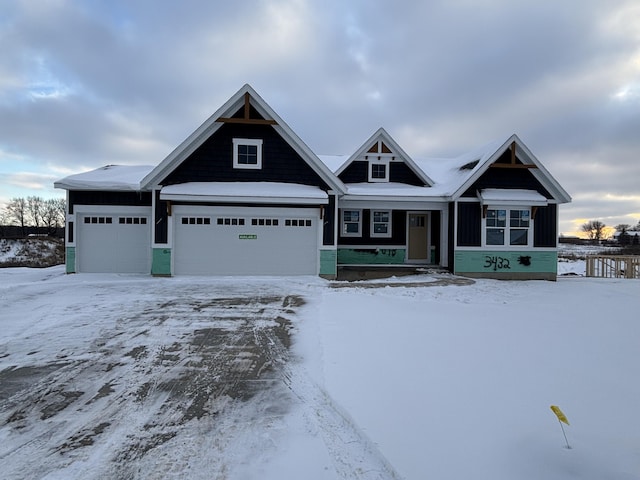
[{"left": 484, "top": 256, "right": 511, "bottom": 271}]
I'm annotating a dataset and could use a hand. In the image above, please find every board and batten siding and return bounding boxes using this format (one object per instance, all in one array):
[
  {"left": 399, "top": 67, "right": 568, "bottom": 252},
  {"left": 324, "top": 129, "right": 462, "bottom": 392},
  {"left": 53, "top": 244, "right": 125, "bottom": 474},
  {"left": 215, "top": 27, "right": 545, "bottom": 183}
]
[
  {"left": 456, "top": 202, "right": 482, "bottom": 247},
  {"left": 533, "top": 204, "right": 557, "bottom": 247},
  {"left": 389, "top": 163, "right": 425, "bottom": 185},
  {"left": 339, "top": 161, "right": 368, "bottom": 183}
]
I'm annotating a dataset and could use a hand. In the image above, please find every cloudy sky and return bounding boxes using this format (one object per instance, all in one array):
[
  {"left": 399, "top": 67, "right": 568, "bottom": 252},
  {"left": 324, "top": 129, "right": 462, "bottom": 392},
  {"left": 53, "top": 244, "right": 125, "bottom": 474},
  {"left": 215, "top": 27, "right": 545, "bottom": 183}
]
[{"left": 1, "top": 0, "right": 639, "bottom": 235}]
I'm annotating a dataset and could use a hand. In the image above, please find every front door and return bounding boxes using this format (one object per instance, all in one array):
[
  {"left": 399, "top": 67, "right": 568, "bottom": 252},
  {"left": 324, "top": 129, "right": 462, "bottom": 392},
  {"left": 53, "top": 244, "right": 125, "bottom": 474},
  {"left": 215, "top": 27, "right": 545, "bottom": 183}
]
[{"left": 408, "top": 213, "right": 429, "bottom": 261}]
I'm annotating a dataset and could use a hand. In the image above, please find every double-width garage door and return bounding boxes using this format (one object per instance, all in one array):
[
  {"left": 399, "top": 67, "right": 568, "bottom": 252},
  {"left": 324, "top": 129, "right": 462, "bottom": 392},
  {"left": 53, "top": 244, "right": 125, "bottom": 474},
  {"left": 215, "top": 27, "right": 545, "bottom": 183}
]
[
  {"left": 77, "top": 212, "right": 151, "bottom": 273},
  {"left": 173, "top": 206, "right": 319, "bottom": 275}
]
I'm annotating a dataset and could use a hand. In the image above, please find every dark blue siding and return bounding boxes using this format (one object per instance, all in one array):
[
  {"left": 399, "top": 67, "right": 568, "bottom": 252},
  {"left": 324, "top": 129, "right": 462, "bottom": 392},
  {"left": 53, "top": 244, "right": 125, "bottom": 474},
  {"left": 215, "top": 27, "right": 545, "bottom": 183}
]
[
  {"left": 339, "top": 161, "right": 368, "bottom": 183},
  {"left": 390, "top": 163, "right": 424, "bottom": 185},
  {"left": 457, "top": 202, "right": 481, "bottom": 246},
  {"left": 68, "top": 191, "right": 152, "bottom": 214},
  {"left": 533, "top": 204, "right": 557, "bottom": 247}
]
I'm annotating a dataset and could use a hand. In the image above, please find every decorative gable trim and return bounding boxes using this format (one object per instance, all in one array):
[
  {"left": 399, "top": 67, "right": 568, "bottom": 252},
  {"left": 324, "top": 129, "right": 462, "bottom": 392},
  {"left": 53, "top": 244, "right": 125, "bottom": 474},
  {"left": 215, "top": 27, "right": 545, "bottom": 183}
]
[
  {"left": 217, "top": 92, "right": 278, "bottom": 125},
  {"left": 451, "top": 134, "right": 571, "bottom": 204},
  {"left": 336, "top": 127, "right": 434, "bottom": 186},
  {"left": 141, "top": 84, "right": 345, "bottom": 194}
]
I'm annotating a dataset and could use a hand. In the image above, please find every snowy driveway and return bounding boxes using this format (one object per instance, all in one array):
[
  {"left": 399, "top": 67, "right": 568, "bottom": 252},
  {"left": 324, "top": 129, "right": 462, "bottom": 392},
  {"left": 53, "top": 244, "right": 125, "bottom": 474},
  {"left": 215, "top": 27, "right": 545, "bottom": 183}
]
[{"left": 0, "top": 269, "right": 398, "bottom": 479}]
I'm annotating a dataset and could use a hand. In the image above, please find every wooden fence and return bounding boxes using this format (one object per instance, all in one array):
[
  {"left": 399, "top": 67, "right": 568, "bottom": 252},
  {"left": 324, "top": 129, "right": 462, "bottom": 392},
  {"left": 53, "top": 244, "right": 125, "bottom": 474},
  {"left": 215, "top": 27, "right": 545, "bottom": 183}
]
[{"left": 586, "top": 255, "right": 640, "bottom": 279}]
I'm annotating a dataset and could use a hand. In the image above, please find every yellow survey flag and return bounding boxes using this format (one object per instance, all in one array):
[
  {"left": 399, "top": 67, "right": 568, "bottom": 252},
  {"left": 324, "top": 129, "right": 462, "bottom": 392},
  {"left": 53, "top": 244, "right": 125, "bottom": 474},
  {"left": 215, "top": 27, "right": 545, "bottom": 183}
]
[{"left": 550, "top": 405, "right": 570, "bottom": 425}]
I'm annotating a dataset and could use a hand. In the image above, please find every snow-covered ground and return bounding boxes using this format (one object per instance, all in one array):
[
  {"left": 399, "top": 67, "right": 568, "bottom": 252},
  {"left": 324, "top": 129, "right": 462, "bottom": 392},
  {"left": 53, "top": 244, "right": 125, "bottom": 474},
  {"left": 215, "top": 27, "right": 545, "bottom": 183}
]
[{"left": 1, "top": 265, "right": 639, "bottom": 479}]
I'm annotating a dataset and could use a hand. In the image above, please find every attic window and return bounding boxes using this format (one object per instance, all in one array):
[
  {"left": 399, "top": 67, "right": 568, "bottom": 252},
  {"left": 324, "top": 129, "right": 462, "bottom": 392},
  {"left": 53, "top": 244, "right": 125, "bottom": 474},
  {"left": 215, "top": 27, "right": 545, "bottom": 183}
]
[
  {"left": 368, "top": 159, "right": 390, "bottom": 182},
  {"left": 460, "top": 159, "right": 479, "bottom": 170},
  {"left": 233, "top": 138, "right": 263, "bottom": 169}
]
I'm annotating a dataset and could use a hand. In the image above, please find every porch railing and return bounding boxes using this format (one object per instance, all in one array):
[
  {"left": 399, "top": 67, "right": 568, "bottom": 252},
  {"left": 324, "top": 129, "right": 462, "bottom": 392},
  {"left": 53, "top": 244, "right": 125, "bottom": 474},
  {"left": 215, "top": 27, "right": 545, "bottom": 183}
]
[{"left": 585, "top": 255, "right": 640, "bottom": 279}]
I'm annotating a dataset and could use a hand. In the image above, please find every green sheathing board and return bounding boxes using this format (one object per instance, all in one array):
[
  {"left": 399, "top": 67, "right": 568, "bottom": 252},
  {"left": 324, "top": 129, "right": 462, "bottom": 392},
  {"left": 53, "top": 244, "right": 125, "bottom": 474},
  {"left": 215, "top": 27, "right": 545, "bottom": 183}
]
[
  {"left": 152, "top": 248, "right": 172, "bottom": 276},
  {"left": 338, "top": 248, "right": 406, "bottom": 265},
  {"left": 320, "top": 249, "right": 337, "bottom": 277},
  {"left": 65, "top": 247, "right": 76, "bottom": 274},
  {"left": 454, "top": 250, "right": 558, "bottom": 279}
]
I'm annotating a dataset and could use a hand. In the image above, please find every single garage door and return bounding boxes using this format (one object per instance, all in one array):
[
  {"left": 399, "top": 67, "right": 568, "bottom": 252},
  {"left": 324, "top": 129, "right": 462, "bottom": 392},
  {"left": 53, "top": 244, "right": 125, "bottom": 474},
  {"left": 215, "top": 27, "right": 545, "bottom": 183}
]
[
  {"left": 77, "top": 213, "right": 151, "bottom": 273},
  {"left": 173, "top": 206, "right": 319, "bottom": 275}
]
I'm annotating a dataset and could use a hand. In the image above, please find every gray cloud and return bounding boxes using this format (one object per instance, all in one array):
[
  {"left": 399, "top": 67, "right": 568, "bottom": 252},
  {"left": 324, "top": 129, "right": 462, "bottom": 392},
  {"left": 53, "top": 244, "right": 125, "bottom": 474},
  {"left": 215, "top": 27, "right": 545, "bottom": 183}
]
[{"left": 0, "top": 0, "right": 638, "bottom": 235}]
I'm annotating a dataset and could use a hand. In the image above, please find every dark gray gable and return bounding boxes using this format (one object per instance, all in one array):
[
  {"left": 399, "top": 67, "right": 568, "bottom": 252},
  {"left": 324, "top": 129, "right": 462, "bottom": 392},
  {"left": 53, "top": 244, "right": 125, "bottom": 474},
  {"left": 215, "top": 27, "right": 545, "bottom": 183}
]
[
  {"left": 160, "top": 106, "right": 331, "bottom": 190},
  {"left": 460, "top": 149, "right": 553, "bottom": 198},
  {"left": 142, "top": 84, "right": 345, "bottom": 194},
  {"left": 336, "top": 128, "right": 433, "bottom": 186}
]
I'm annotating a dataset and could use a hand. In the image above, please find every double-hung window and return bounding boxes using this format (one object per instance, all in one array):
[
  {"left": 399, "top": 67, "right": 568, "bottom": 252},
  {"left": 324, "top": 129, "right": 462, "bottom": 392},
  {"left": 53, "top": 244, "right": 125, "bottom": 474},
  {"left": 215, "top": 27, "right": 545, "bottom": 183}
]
[
  {"left": 509, "top": 209, "right": 530, "bottom": 245},
  {"left": 233, "top": 138, "right": 263, "bottom": 169},
  {"left": 371, "top": 210, "right": 391, "bottom": 238},
  {"left": 342, "top": 210, "right": 362, "bottom": 237},
  {"left": 485, "top": 208, "right": 531, "bottom": 246}
]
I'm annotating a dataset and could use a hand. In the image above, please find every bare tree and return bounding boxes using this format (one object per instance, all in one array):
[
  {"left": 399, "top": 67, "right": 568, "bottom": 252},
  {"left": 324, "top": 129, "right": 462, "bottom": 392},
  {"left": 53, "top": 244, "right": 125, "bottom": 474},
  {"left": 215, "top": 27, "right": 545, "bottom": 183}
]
[
  {"left": 5, "top": 197, "right": 28, "bottom": 236},
  {"left": 581, "top": 220, "right": 607, "bottom": 241},
  {"left": 0, "top": 209, "right": 8, "bottom": 237},
  {"left": 27, "top": 196, "right": 45, "bottom": 229},
  {"left": 41, "top": 198, "right": 66, "bottom": 233}
]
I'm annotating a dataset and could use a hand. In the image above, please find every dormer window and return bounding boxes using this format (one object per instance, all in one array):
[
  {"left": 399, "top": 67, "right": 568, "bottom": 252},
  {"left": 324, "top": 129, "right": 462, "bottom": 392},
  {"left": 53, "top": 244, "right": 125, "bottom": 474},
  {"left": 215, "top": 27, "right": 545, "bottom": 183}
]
[{"left": 233, "top": 138, "right": 263, "bottom": 169}]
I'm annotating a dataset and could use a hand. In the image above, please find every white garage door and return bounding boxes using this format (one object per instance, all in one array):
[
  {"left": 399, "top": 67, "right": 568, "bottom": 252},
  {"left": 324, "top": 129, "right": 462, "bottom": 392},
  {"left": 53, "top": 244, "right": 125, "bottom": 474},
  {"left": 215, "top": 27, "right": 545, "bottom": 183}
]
[
  {"left": 173, "top": 206, "right": 319, "bottom": 275},
  {"left": 77, "top": 213, "right": 151, "bottom": 273}
]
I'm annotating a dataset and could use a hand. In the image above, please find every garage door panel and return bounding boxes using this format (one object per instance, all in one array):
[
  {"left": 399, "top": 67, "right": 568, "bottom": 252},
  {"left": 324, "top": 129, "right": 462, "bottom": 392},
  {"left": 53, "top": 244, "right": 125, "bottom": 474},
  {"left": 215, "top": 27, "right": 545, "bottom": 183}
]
[
  {"left": 78, "top": 214, "right": 151, "bottom": 273},
  {"left": 173, "top": 208, "right": 318, "bottom": 275}
]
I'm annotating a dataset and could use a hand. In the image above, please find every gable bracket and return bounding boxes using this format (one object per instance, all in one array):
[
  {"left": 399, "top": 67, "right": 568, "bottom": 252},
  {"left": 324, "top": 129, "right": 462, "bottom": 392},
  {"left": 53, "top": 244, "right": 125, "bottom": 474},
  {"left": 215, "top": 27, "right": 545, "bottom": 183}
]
[
  {"left": 490, "top": 142, "right": 538, "bottom": 169},
  {"left": 216, "top": 93, "right": 278, "bottom": 125}
]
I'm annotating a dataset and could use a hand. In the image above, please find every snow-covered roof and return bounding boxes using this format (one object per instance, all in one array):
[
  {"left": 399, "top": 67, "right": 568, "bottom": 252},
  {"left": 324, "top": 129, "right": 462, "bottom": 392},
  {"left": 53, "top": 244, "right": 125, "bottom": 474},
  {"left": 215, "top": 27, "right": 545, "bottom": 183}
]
[
  {"left": 343, "top": 182, "right": 442, "bottom": 201},
  {"left": 54, "top": 165, "right": 155, "bottom": 191},
  {"left": 478, "top": 188, "right": 548, "bottom": 206},
  {"left": 160, "top": 182, "right": 329, "bottom": 204},
  {"left": 413, "top": 138, "right": 505, "bottom": 197}
]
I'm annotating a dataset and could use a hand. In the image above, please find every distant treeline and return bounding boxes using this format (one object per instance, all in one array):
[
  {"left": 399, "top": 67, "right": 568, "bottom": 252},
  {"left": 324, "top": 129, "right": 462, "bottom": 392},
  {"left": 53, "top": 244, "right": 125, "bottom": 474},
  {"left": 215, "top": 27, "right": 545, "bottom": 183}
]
[
  {"left": 1, "top": 196, "right": 66, "bottom": 238},
  {"left": 0, "top": 225, "right": 65, "bottom": 239}
]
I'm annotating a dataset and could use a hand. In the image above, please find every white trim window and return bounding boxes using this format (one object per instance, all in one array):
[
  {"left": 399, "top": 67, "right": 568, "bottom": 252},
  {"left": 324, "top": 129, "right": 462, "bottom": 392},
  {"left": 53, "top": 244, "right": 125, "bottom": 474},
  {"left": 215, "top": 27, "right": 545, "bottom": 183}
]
[
  {"left": 371, "top": 210, "right": 392, "bottom": 238},
  {"left": 233, "top": 138, "right": 263, "bottom": 169},
  {"left": 485, "top": 207, "right": 531, "bottom": 246},
  {"left": 368, "top": 160, "right": 390, "bottom": 182},
  {"left": 342, "top": 209, "right": 362, "bottom": 237}
]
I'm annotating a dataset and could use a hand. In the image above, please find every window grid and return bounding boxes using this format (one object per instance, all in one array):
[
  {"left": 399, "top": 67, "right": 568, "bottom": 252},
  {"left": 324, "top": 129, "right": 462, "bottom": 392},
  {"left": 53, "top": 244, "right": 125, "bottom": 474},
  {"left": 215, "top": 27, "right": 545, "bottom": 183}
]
[
  {"left": 237, "top": 144, "right": 258, "bottom": 165},
  {"left": 284, "top": 219, "right": 312, "bottom": 227},
  {"left": 118, "top": 217, "right": 147, "bottom": 225},
  {"left": 84, "top": 216, "right": 113, "bottom": 224},
  {"left": 233, "top": 138, "right": 263, "bottom": 169},
  {"left": 217, "top": 218, "right": 246, "bottom": 226},
  {"left": 342, "top": 210, "right": 361, "bottom": 236},
  {"left": 486, "top": 208, "right": 531, "bottom": 246},
  {"left": 251, "top": 218, "right": 279, "bottom": 226},
  {"left": 181, "top": 217, "right": 211, "bottom": 225},
  {"left": 371, "top": 210, "right": 391, "bottom": 237}
]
